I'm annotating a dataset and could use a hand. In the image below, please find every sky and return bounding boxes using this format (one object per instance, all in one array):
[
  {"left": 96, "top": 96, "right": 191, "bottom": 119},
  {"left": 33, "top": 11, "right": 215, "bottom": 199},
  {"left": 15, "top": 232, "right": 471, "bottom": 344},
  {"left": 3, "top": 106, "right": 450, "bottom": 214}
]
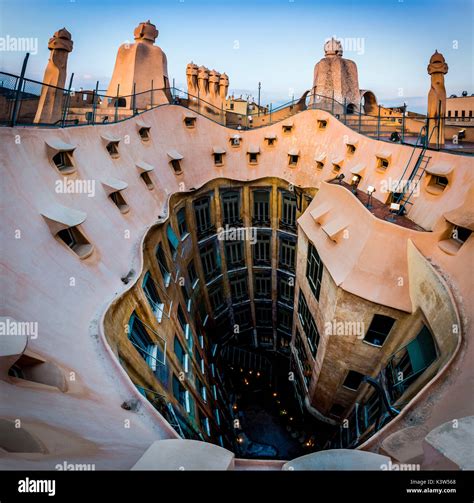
[{"left": 0, "top": 0, "right": 473, "bottom": 112}]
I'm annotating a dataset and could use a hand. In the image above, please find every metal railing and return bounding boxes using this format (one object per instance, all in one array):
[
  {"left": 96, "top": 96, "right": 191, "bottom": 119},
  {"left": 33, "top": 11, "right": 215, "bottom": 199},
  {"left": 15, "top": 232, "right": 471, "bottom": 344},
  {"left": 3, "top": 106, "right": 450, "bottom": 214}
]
[{"left": 1, "top": 55, "right": 471, "bottom": 155}]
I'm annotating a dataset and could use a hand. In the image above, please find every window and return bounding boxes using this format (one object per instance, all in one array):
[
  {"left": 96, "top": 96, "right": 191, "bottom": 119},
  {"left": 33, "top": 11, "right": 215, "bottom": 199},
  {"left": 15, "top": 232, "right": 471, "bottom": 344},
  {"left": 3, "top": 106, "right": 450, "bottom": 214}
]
[
  {"left": 7, "top": 353, "right": 67, "bottom": 391},
  {"left": 194, "top": 346, "right": 205, "bottom": 375},
  {"left": 184, "top": 116, "right": 196, "bottom": 128},
  {"left": 234, "top": 306, "right": 252, "bottom": 330},
  {"left": 282, "top": 124, "right": 293, "bottom": 133},
  {"left": 177, "top": 304, "right": 188, "bottom": 336},
  {"left": 143, "top": 272, "right": 164, "bottom": 323},
  {"left": 346, "top": 144, "right": 356, "bottom": 155},
  {"left": 197, "top": 377, "right": 207, "bottom": 402},
  {"left": 209, "top": 283, "right": 226, "bottom": 315},
  {"left": 174, "top": 336, "right": 188, "bottom": 370},
  {"left": 256, "top": 303, "right": 272, "bottom": 327},
  {"left": 181, "top": 285, "right": 191, "bottom": 312},
  {"left": 279, "top": 236, "right": 296, "bottom": 272},
  {"left": 306, "top": 242, "right": 323, "bottom": 301},
  {"left": 106, "top": 141, "right": 119, "bottom": 159},
  {"left": 177, "top": 207, "right": 188, "bottom": 238},
  {"left": 225, "top": 240, "right": 245, "bottom": 270},
  {"left": 288, "top": 154, "right": 299, "bottom": 166},
  {"left": 166, "top": 224, "right": 179, "bottom": 258},
  {"left": 343, "top": 370, "right": 365, "bottom": 391},
  {"left": 140, "top": 171, "right": 154, "bottom": 190},
  {"left": 278, "top": 273, "right": 295, "bottom": 306},
  {"left": 155, "top": 243, "right": 171, "bottom": 286},
  {"left": 221, "top": 190, "right": 241, "bottom": 226},
  {"left": 200, "top": 414, "right": 211, "bottom": 437},
  {"left": 213, "top": 153, "right": 224, "bottom": 166},
  {"left": 294, "top": 330, "right": 312, "bottom": 387},
  {"left": 434, "top": 176, "right": 448, "bottom": 187},
  {"left": 258, "top": 328, "right": 273, "bottom": 346},
  {"left": 280, "top": 192, "right": 297, "bottom": 231},
  {"left": 266, "top": 137, "right": 276, "bottom": 146},
  {"left": 230, "top": 272, "right": 248, "bottom": 303},
  {"left": 316, "top": 161, "right": 324, "bottom": 170},
  {"left": 387, "top": 325, "right": 437, "bottom": 401},
  {"left": 248, "top": 152, "right": 259, "bottom": 164},
  {"left": 253, "top": 190, "right": 270, "bottom": 226},
  {"left": 452, "top": 225, "right": 472, "bottom": 245},
  {"left": 362, "top": 392, "right": 380, "bottom": 428},
  {"left": 376, "top": 157, "right": 389, "bottom": 170},
  {"left": 253, "top": 232, "right": 271, "bottom": 266},
  {"left": 364, "top": 314, "right": 396, "bottom": 346},
  {"left": 128, "top": 313, "right": 162, "bottom": 370},
  {"left": 56, "top": 226, "right": 93, "bottom": 259},
  {"left": 317, "top": 119, "right": 327, "bottom": 129},
  {"left": 194, "top": 196, "right": 214, "bottom": 239},
  {"left": 332, "top": 163, "right": 342, "bottom": 173},
  {"left": 298, "top": 291, "right": 320, "bottom": 357},
  {"left": 187, "top": 260, "right": 198, "bottom": 288},
  {"left": 280, "top": 331, "right": 291, "bottom": 351},
  {"left": 170, "top": 159, "right": 182, "bottom": 174},
  {"left": 109, "top": 191, "right": 129, "bottom": 213},
  {"left": 278, "top": 307, "right": 293, "bottom": 334},
  {"left": 254, "top": 270, "right": 271, "bottom": 298},
  {"left": 230, "top": 136, "right": 241, "bottom": 147},
  {"left": 138, "top": 127, "right": 150, "bottom": 141},
  {"left": 52, "top": 151, "right": 74, "bottom": 173},
  {"left": 172, "top": 374, "right": 187, "bottom": 408},
  {"left": 186, "top": 324, "right": 194, "bottom": 351},
  {"left": 426, "top": 174, "right": 449, "bottom": 194},
  {"left": 200, "top": 240, "right": 220, "bottom": 282}
]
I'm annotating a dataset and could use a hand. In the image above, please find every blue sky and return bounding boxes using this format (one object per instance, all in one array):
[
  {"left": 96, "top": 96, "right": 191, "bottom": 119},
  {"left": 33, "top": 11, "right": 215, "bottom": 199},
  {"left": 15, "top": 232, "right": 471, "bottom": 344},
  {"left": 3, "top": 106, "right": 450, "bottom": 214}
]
[{"left": 0, "top": 0, "right": 472, "bottom": 112}]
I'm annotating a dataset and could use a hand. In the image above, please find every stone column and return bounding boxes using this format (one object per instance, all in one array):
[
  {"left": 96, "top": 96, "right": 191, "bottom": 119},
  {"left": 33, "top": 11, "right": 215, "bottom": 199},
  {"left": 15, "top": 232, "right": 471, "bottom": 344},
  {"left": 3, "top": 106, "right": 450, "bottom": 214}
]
[
  {"left": 186, "top": 62, "right": 199, "bottom": 97},
  {"left": 427, "top": 50, "right": 448, "bottom": 147},
  {"left": 208, "top": 70, "right": 220, "bottom": 108},
  {"left": 34, "top": 28, "right": 73, "bottom": 124}
]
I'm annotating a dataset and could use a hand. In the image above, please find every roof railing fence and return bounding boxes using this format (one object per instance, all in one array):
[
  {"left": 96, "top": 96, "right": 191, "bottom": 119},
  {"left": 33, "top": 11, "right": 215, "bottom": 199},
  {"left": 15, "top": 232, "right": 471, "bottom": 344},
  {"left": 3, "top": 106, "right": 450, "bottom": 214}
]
[{"left": 0, "top": 60, "right": 470, "bottom": 154}]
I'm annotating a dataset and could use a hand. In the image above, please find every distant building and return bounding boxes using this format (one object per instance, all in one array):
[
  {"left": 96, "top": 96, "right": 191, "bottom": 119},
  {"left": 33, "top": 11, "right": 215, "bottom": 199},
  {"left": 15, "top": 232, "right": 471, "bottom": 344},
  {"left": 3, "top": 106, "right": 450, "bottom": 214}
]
[
  {"left": 446, "top": 92, "right": 474, "bottom": 122},
  {"left": 225, "top": 95, "right": 268, "bottom": 116}
]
